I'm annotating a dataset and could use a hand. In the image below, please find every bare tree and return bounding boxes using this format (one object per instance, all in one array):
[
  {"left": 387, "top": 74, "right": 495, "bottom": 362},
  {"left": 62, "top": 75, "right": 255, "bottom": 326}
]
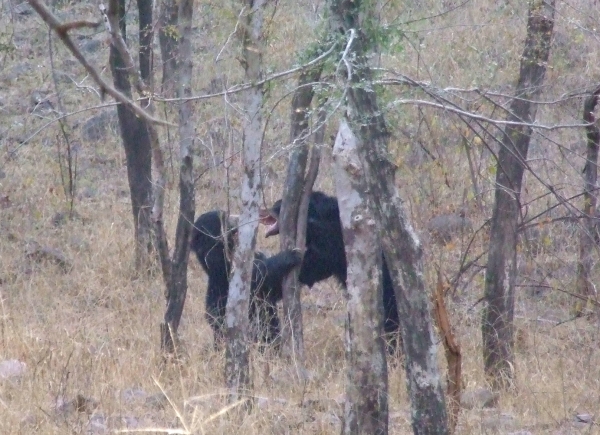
[
  {"left": 158, "top": 0, "right": 178, "bottom": 97},
  {"left": 225, "top": 0, "right": 267, "bottom": 403},
  {"left": 575, "top": 84, "right": 600, "bottom": 311},
  {"left": 27, "top": 0, "right": 195, "bottom": 356},
  {"left": 278, "top": 66, "right": 323, "bottom": 363},
  {"left": 159, "top": 0, "right": 196, "bottom": 355},
  {"left": 107, "top": 0, "right": 155, "bottom": 271},
  {"left": 482, "top": 0, "right": 555, "bottom": 390},
  {"left": 328, "top": 1, "right": 449, "bottom": 433},
  {"left": 333, "top": 120, "right": 388, "bottom": 435}
]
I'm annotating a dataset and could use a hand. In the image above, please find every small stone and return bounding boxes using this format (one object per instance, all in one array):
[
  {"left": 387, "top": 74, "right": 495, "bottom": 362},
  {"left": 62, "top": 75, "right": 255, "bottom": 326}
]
[
  {"left": 0, "top": 195, "right": 11, "bottom": 209},
  {"left": 121, "top": 388, "right": 147, "bottom": 403},
  {"left": 69, "top": 235, "right": 90, "bottom": 251},
  {"left": 55, "top": 396, "right": 74, "bottom": 415},
  {"left": 79, "top": 187, "right": 98, "bottom": 199},
  {"left": 52, "top": 212, "right": 68, "bottom": 227},
  {"left": 56, "top": 394, "right": 98, "bottom": 415},
  {"left": 12, "top": 1, "right": 33, "bottom": 16},
  {"left": 25, "top": 242, "right": 71, "bottom": 271},
  {"left": 481, "top": 412, "right": 516, "bottom": 431},
  {"left": 80, "top": 39, "right": 102, "bottom": 53},
  {"left": 145, "top": 393, "right": 168, "bottom": 409},
  {"left": 87, "top": 414, "right": 107, "bottom": 434},
  {"left": 460, "top": 388, "right": 498, "bottom": 409},
  {"left": 2, "top": 63, "right": 31, "bottom": 83},
  {"left": 0, "top": 359, "right": 26, "bottom": 379},
  {"left": 427, "top": 212, "right": 473, "bottom": 245},
  {"left": 20, "top": 413, "right": 38, "bottom": 428},
  {"left": 30, "top": 90, "right": 53, "bottom": 113},
  {"left": 119, "top": 415, "right": 141, "bottom": 428},
  {"left": 575, "top": 413, "right": 593, "bottom": 423}
]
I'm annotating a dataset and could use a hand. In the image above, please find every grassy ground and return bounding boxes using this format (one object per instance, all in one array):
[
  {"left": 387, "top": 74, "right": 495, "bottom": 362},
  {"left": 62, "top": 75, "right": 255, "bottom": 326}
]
[{"left": 2, "top": 0, "right": 600, "bottom": 433}]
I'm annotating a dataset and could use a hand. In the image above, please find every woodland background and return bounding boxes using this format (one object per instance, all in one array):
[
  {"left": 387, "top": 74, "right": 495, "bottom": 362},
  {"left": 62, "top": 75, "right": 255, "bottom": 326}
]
[{"left": 0, "top": 0, "right": 599, "bottom": 433}]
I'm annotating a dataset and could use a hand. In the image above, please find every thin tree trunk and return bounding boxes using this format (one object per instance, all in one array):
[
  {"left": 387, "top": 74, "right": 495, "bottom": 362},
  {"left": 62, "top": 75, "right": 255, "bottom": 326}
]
[
  {"left": 158, "top": 0, "right": 178, "bottom": 97},
  {"left": 160, "top": 0, "right": 195, "bottom": 355},
  {"left": 482, "top": 0, "right": 555, "bottom": 390},
  {"left": 575, "top": 87, "right": 600, "bottom": 314},
  {"left": 108, "top": 0, "right": 154, "bottom": 272},
  {"left": 137, "top": 0, "right": 152, "bottom": 86},
  {"left": 334, "top": 121, "right": 388, "bottom": 435},
  {"left": 328, "top": 1, "right": 449, "bottom": 433},
  {"left": 575, "top": 84, "right": 600, "bottom": 311},
  {"left": 433, "top": 272, "right": 461, "bottom": 434},
  {"left": 279, "top": 66, "right": 323, "bottom": 364},
  {"left": 225, "top": 0, "right": 267, "bottom": 403}
]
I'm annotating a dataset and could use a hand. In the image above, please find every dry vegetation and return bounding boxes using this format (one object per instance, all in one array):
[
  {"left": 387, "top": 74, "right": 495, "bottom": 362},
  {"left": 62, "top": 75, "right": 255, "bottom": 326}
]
[{"left": 1, "top": 0, "right": 600, "bottom": 433}]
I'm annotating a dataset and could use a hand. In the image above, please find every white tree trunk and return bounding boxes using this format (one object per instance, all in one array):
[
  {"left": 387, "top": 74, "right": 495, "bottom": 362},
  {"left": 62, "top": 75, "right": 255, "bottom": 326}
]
[
  {"left": 328, "top": 1, "right": 449, "bottom": 432},
  {"left": 160, "top": 0, "right": 196, "bottom": 354},
  {"left": 225, "top": 0, "right": 267, "bottom": 403},
  {"left": 334, "top": 121, "right": 388, "bottom": 435}
]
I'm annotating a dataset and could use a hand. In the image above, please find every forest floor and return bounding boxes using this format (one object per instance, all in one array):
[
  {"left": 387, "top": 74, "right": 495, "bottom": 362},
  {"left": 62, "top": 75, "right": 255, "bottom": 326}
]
[{"left": 2, "top": 0, "right": 600, "bottom": 433}]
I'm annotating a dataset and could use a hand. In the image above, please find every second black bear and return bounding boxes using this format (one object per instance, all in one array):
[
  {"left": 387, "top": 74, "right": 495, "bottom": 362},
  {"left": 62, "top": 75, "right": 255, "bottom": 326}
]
[
  {"left": 191, "top": 210, "right": 300, "bottom": 347},
  {"left": 262, "top": 191, "right": 401, "bottom": 353}
]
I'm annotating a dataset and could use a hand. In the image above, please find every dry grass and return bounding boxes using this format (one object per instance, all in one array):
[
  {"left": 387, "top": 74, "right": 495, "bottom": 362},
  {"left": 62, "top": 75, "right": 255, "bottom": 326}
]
[{"left": 2, "top": 0, "right": 600, "bottom": 433}]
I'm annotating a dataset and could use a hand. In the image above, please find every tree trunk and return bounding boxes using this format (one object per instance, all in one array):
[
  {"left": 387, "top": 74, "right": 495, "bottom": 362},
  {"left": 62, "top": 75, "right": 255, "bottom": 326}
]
[
  {"left": 482, "top": 0, "right": 555, "bottom": 390},
  {"left": 333, "top": 121, "right": 388, "bottom": 435},
  {"left": 225, "top": 0, "right": 267, "bottom": 403},
  {"left": 433, "top": 272, "right": 462, "bottom": 433},
  {"left": 157, "top": 0, "right": 178, "bottom": 97},
  {"left": 328, "top": 1, "right": 449, "bottom": 433},
  {"left": 137, "top": 0, "right": 152, "bottom": 86},
  {"left": 575, "top": 85, "right": 600, "bottom": 312},
  {"left": 160, "top": 0, "right": 195, "bottom": 355},
  {"left": 108, "top": 0, "right": 154, "bottom": 272},
  {"left": 279, "top": 66, "right": 323, "bottom": 363}
]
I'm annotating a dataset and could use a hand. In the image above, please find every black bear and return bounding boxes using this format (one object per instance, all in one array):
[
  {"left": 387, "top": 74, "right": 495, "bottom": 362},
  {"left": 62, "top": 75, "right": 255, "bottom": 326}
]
[
  {"left": 190, "top": 210, "right": 301, "bottom": 348},
  {"left": 261, "top": 191, "right": 401, "bottom": 353}
]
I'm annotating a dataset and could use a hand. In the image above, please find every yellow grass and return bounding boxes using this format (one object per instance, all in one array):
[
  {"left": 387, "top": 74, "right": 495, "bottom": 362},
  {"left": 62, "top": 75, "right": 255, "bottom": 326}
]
[{"left": 2, "top": 0, "right": 600, "bottom": 433}]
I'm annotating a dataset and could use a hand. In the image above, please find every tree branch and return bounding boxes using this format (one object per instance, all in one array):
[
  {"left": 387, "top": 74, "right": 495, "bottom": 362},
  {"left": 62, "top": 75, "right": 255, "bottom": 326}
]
[
  {"left": 158, "top": 41, "right": 337, "bottom": 103},
  {"left": 27, "top": 0, "right": 174, "bottom": 128}
]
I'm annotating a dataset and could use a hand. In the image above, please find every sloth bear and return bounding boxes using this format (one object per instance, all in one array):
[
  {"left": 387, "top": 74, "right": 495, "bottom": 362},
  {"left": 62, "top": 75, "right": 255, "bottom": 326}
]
[
  {"left": 191, "top": 210, "right": 300, "bottom": 347},
  {"left": 261, "top": 191, "right": 401, "bottom": 353}
]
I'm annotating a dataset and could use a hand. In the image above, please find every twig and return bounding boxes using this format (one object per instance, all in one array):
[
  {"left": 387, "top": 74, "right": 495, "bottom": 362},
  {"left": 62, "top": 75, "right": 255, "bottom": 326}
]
[
  {"left": 337, "top": 28, "right": 356, "bottom": 81},
  {"left": 57, "top": 20, "right": 101, "bottom": 32},
  {"left": 383, "top": 96, "right": 591, "bottom": 131},
  {"left": 27, "top": 0, "right": 174, "bottom": 128},
  {"left": 159, "top": 41, "right": 337, "bottom": 103}
]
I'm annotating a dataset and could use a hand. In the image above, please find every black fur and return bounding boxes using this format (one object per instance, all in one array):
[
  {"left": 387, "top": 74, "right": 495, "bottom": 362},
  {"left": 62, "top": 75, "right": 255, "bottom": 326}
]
[
  {"left": 191, "top": 210, "right": 300, "bottom": 347},
  {"left": 267, "top": 192, "right": 401, "bottom": 353}
]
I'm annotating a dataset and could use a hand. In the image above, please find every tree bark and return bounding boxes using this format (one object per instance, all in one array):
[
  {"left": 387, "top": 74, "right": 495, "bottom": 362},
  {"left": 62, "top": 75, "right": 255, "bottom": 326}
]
[
  {"left": 157, "top": 0, "right": 178, "bottom": 97},
  {"left": 137, "top": 0, "right": 152, "bottom": 86},
  {"left": 279, "top": 66, "right": 323, "bottom": 363},
  {"left": 333, "top": 121, "right": 388, "bottom": 435},
  {"left": 328, "top": 1, "right": 449, "bottom": 433},
  {"left": 482, "top": 0, "right": 555, "bottom": 390},
  {"left": 108, "top": 0, "right": 154, "bottom": 272},
  {"left": 575, "top": 84, "right": 600, "bottom": 312},
  {"left": 433, "top": 272, "right": 461, "bottom": 433},
  {"left": 160, "top": 0, "right": 195, "bottom": 355},
  {"left": 225, "top": 0, "right": 267, "bottom": 403}
]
